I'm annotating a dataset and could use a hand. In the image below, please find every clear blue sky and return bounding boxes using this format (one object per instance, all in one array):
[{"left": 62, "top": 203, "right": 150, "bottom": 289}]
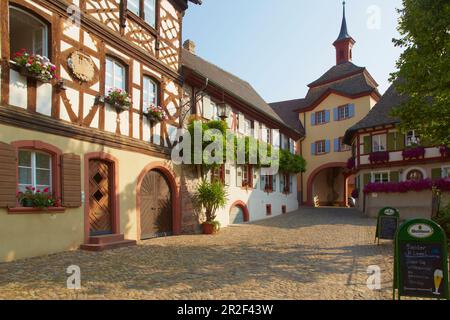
[{"left": 182, "top": 0, "right": 404, "bottom": 103}]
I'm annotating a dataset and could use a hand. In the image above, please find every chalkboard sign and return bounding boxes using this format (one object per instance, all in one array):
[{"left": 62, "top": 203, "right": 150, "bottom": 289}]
[
  {"left": 394, "top": 219, "right": 449, "bottom": 300},
  {"left": 375, "top": 207, "right": 400, "bottom": 244}
]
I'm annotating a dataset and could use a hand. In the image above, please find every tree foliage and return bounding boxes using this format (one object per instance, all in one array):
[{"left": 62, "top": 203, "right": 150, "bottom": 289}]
[{"left": 390, "top": 0, "right": 450, "bottom": 146}]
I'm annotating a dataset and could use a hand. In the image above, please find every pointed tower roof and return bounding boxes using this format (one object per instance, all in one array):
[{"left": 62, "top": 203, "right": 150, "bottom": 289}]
[{"left": 334, "top": 1, "right": 353, "bottom": 44}]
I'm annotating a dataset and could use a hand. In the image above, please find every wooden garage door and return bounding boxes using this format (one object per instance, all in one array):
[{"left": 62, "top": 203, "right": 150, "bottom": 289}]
[
  {"left": 230, "top": 206, "right": 245, "bottom": 225},
  {"left": 140, "top": 170, "right": 173, "bottom": 240},
  {"left": 89, "top": 160, "right": 113, "bottom": 236}
]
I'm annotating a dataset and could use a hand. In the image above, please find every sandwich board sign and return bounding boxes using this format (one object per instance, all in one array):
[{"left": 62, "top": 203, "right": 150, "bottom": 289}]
[
  {"left": 375, "top": 207, "right": 400, "bottom": 245},
  {"left": 393, "top": 219, "right": 449, "bottom": 300}
]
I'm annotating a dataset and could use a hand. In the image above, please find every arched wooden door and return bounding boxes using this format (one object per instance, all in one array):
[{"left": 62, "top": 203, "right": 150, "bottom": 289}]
[
  {"left": 140, "top": 170, "right": 173, "bottom": 240},
  {"left": 89, "top": 159, "right": 113, "bottom": 236}
]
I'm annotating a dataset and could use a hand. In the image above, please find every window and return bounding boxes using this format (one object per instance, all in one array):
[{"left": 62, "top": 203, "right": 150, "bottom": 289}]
[
  {"left": 18, "top": 150, "right": 52, "bottom": 193},
  {"left": 261, "top": 173, "right": 273, "bottom": 192},
  {"left": 128, "top": 0, "right": 157, "bottom": 28},
  {"left": 338, "top": 105, "right": 350, "bottom": 120},
  {"left": 244, "top": 119, "right": 252, "bottom": 136},
  {"left": 105, "top": 57, "right": 126, "bottom": 92},
  {"left": 316, "top": 140, "right": 326, "bottom": 155},
  {"left": 372, "top": 134, "right": 387, "bottom": 152},
  {"left": 211, "top": 165, "right": 225, "bottom": 184},
  {"left": 315, "top": 111, "right": 327, "bottom": 125},
  {"left": 143, "top": 76, "right": 158, "bottom": 108},
  {"left": 372, "top": 172, "right": 389, "bottom": 183},
  {"left": 406, "top": 170, "right": 424, "bottom": 181},
  {"left": 443, "top": 167, "right": 450, "bottom": 179},
  {"left": 210, "top": 101, "right": 219, "bottom": 120},
  {"left": 406, "top": 130, "right": 420, "bottom": 147},
  {"left": 9, "top": 6, "right": 48, "bottom": 57}
]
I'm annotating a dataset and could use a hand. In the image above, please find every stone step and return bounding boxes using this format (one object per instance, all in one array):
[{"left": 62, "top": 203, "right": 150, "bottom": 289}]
[
  {"left": 80, "top": 239, "right": 137, "bottom": 252},
  {"left": 89, "top": 234, "right": 124, "bottom": 245}
]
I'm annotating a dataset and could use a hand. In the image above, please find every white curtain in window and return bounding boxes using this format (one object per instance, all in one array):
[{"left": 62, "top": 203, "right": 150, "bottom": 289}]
[{"left": 143, "top": 76, "right": 158, "bottom": 108}]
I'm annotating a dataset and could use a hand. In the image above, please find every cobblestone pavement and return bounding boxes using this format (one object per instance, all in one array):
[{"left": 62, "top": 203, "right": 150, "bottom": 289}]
[{"left": 0, "top": 207, "right": 396, "bottom": 300}]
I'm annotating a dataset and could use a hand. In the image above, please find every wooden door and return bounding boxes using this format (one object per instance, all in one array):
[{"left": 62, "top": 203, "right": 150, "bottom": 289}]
[
  {"left": 140, "top": 170, "right": 172, "bottom": 240},
  {"left": 89, "top": 160, "right": 113, "bottom": 236}
]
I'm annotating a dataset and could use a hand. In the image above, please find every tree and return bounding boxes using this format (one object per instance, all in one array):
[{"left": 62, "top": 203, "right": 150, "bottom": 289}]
[{"left": 390, "top": 0, "right": 450, "bottom": 146}]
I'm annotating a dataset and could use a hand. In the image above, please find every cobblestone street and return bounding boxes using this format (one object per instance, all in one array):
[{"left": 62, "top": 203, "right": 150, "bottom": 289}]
[{"left": 0, "top": 207, "right": 395, "bottom": 300}]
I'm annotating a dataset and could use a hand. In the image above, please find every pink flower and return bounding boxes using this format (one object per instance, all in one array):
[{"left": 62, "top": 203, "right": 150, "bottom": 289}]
[{"left": 43, "top": 187, "right": 49, "bottom": 193}]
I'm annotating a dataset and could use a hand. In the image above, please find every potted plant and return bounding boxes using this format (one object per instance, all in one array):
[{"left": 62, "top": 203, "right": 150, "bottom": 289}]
[
  {"left": 17, "top": 186, "right": 59, "bottom": 209},
  {"left": 193, "top": 180, "right": 228, "bottom": 235},
  {"left": 144, "top": 104, "right": 167, "bottom": 124},
  {"left": 105, "top": 88, "right": 131, "bottom": 113},
  {"left": 402, "top": 146, "right": 426, "bottom": 160},
  {"left": 13, "top": 49, "right": 58, "bottom": 83}
]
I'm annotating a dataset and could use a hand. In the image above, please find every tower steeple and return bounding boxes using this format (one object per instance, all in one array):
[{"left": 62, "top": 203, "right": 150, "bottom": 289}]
[{"left": 333, "top": 1, "right": 355, "bottom": 65}]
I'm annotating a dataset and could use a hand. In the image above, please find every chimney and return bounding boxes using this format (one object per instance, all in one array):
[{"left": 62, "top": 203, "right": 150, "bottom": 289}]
[{"left": 183, "top": 40, "right": 196, "bottom": 54}]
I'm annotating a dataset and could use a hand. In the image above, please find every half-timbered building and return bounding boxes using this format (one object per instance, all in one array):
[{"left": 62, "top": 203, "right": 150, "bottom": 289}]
[{"left": 0, "top": 0, "right": 201, "bottom": 262}]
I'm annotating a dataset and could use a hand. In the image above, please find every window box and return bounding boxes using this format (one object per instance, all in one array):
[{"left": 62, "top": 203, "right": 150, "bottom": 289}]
[
  {"left": 8, "top": 206, "right": 66, "bottom": 214},
  {"left": 402, "top": 146, "right": 426, "bottom": 160},
  {"left": 369, "top": 151, "right": 389, "bottom": 164}
]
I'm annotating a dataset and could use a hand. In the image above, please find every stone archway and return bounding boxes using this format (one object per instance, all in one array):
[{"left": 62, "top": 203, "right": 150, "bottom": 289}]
[
  {"left": 307, "top": 162, "right": 348, "bottom": 207},
  {"left": 229, "top": 201, "right": 250, "bottom": 224}
]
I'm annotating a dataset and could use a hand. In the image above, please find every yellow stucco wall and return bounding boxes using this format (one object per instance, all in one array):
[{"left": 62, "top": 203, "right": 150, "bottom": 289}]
[
  {"left": 300, "top": 94, "right": 377, "bottom": 202},
  {"left": 0, "top": 123, "right": 177, "bottom": 262}
]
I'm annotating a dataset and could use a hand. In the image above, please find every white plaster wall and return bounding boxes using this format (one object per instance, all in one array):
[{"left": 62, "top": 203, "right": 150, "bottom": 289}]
[
  {"left": 36, "top": 82, "right": 52, "bottom": 116},
  {"left": 9, "top": 70, "right": 27, "bottom": 109}
]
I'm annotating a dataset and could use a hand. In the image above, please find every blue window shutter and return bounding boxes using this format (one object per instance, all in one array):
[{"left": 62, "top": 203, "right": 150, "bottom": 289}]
[
  {"left": 325, "top": 140, "right": 331, "bottom": 153},
  {"left": 334, "top": 138, "right": 340, "bottom": 152},
  {"left": 311, "top": 143, "right": 316, "bottom": 155},
  {"left": 333, "top": 108, "right": 339, "bottom": 121},
  {"left": 325, "top": 110, "right": 330, "bottom": 123},
  {"left": 349, "top": 104, "right": 355, "bottom": 118},
  {"left": 311, "top": 113, "right": 316, "bottom": 126}
]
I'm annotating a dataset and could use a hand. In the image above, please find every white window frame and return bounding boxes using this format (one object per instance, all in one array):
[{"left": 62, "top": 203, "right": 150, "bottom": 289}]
[
  {"left": 371, "top": 171, "right": 390, "bottom": 183},
  {"left": 143, "top": 76, "right": 158, "bottom": 108},
  {"left": 406, "top": 130, "right": 420, "bottom": 147},
  {"left": 316, "top": 140, "right": 326, "bottom": 155},
  {"left": 18, "top": 150, "right": 52, "bottom": 193},
  {"left": 105, "top": 57, "right": 126, "bottom": 92},
  {"left": 338, "top": 105, "right": 350, "bottom": 120},
  {"left": 443, "top": 166, "right": 450, "bottom": 179},
  {"left": 316, "top": 111, "right": 326, "bottom": 125},
  {"left": 372, "top": 134, "right": 387, "bottom": 152},
  {"left": 9, "top": 6, "right": 49, "bottom": 57}
]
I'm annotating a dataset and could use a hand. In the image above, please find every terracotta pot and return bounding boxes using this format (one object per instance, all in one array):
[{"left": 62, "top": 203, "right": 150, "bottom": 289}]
[{"left": 202, "top": 223, "right": 215, "bottom": 235}]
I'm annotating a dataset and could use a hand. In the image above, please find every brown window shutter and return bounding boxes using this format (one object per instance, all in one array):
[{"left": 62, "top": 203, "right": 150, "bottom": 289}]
[
  {"left": 61, "top": 153, "right": 82, "bottom": 208},
  {"left": 0, "top": 142, "right": 17, "bottom": 207}
]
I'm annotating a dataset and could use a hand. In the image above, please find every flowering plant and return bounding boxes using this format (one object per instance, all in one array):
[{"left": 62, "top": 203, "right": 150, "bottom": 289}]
[
  {"left": 17, "top": 186, "right": 60, "bottom": 208},
  {"left": 347, "top": 157, "right": 356, "bottom": 170},
  {"left": 364, "top": 178, "right": 450, "bottom": 194},
  {"left": 13, "top": 49, "right": 57, "bottom": 82},
  {"left": 369, "top": 151, "right": 389, "bottom": 164},
  {"left": 145, "top": 104, "right": 167, "bottom": 122},
  {"left": 105, "top": 88, "right": 131, "bottom": 109},
  {"left": 402, "top": 146, "right": 426, "bottom": 160}
]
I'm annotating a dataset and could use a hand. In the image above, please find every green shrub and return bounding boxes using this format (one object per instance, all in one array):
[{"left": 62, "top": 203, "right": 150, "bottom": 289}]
[{"left": 193, "top": 180, "right": 228, "bottom": 223}]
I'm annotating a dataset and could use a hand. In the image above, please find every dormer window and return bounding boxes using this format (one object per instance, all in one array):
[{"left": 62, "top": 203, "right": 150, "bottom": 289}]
[{"left": 128, "top": 0, "right": 157, "bottom": 29}]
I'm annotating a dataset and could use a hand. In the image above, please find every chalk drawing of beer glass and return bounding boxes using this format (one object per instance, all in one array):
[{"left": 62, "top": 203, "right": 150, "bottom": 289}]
[{"left": 434, "top": 270, "right": 443, "bottom": 295}]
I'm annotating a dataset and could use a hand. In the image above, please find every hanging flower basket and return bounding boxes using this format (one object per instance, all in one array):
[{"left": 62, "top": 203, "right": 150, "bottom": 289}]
[
  {"left": 13, "top": 49, "right": 58, "bottom": 83},
  {"left": 402, "top": 146, "right": 426, "bottom": 160},
  {"left": 369, "top": 151, "right": 390, "bottom": 164},
  {"left": 105, "top": 88, "right": 131, "bottom": 114},
  {"left": 144, "top": 104, "right": 167, "bottom": 124}
]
